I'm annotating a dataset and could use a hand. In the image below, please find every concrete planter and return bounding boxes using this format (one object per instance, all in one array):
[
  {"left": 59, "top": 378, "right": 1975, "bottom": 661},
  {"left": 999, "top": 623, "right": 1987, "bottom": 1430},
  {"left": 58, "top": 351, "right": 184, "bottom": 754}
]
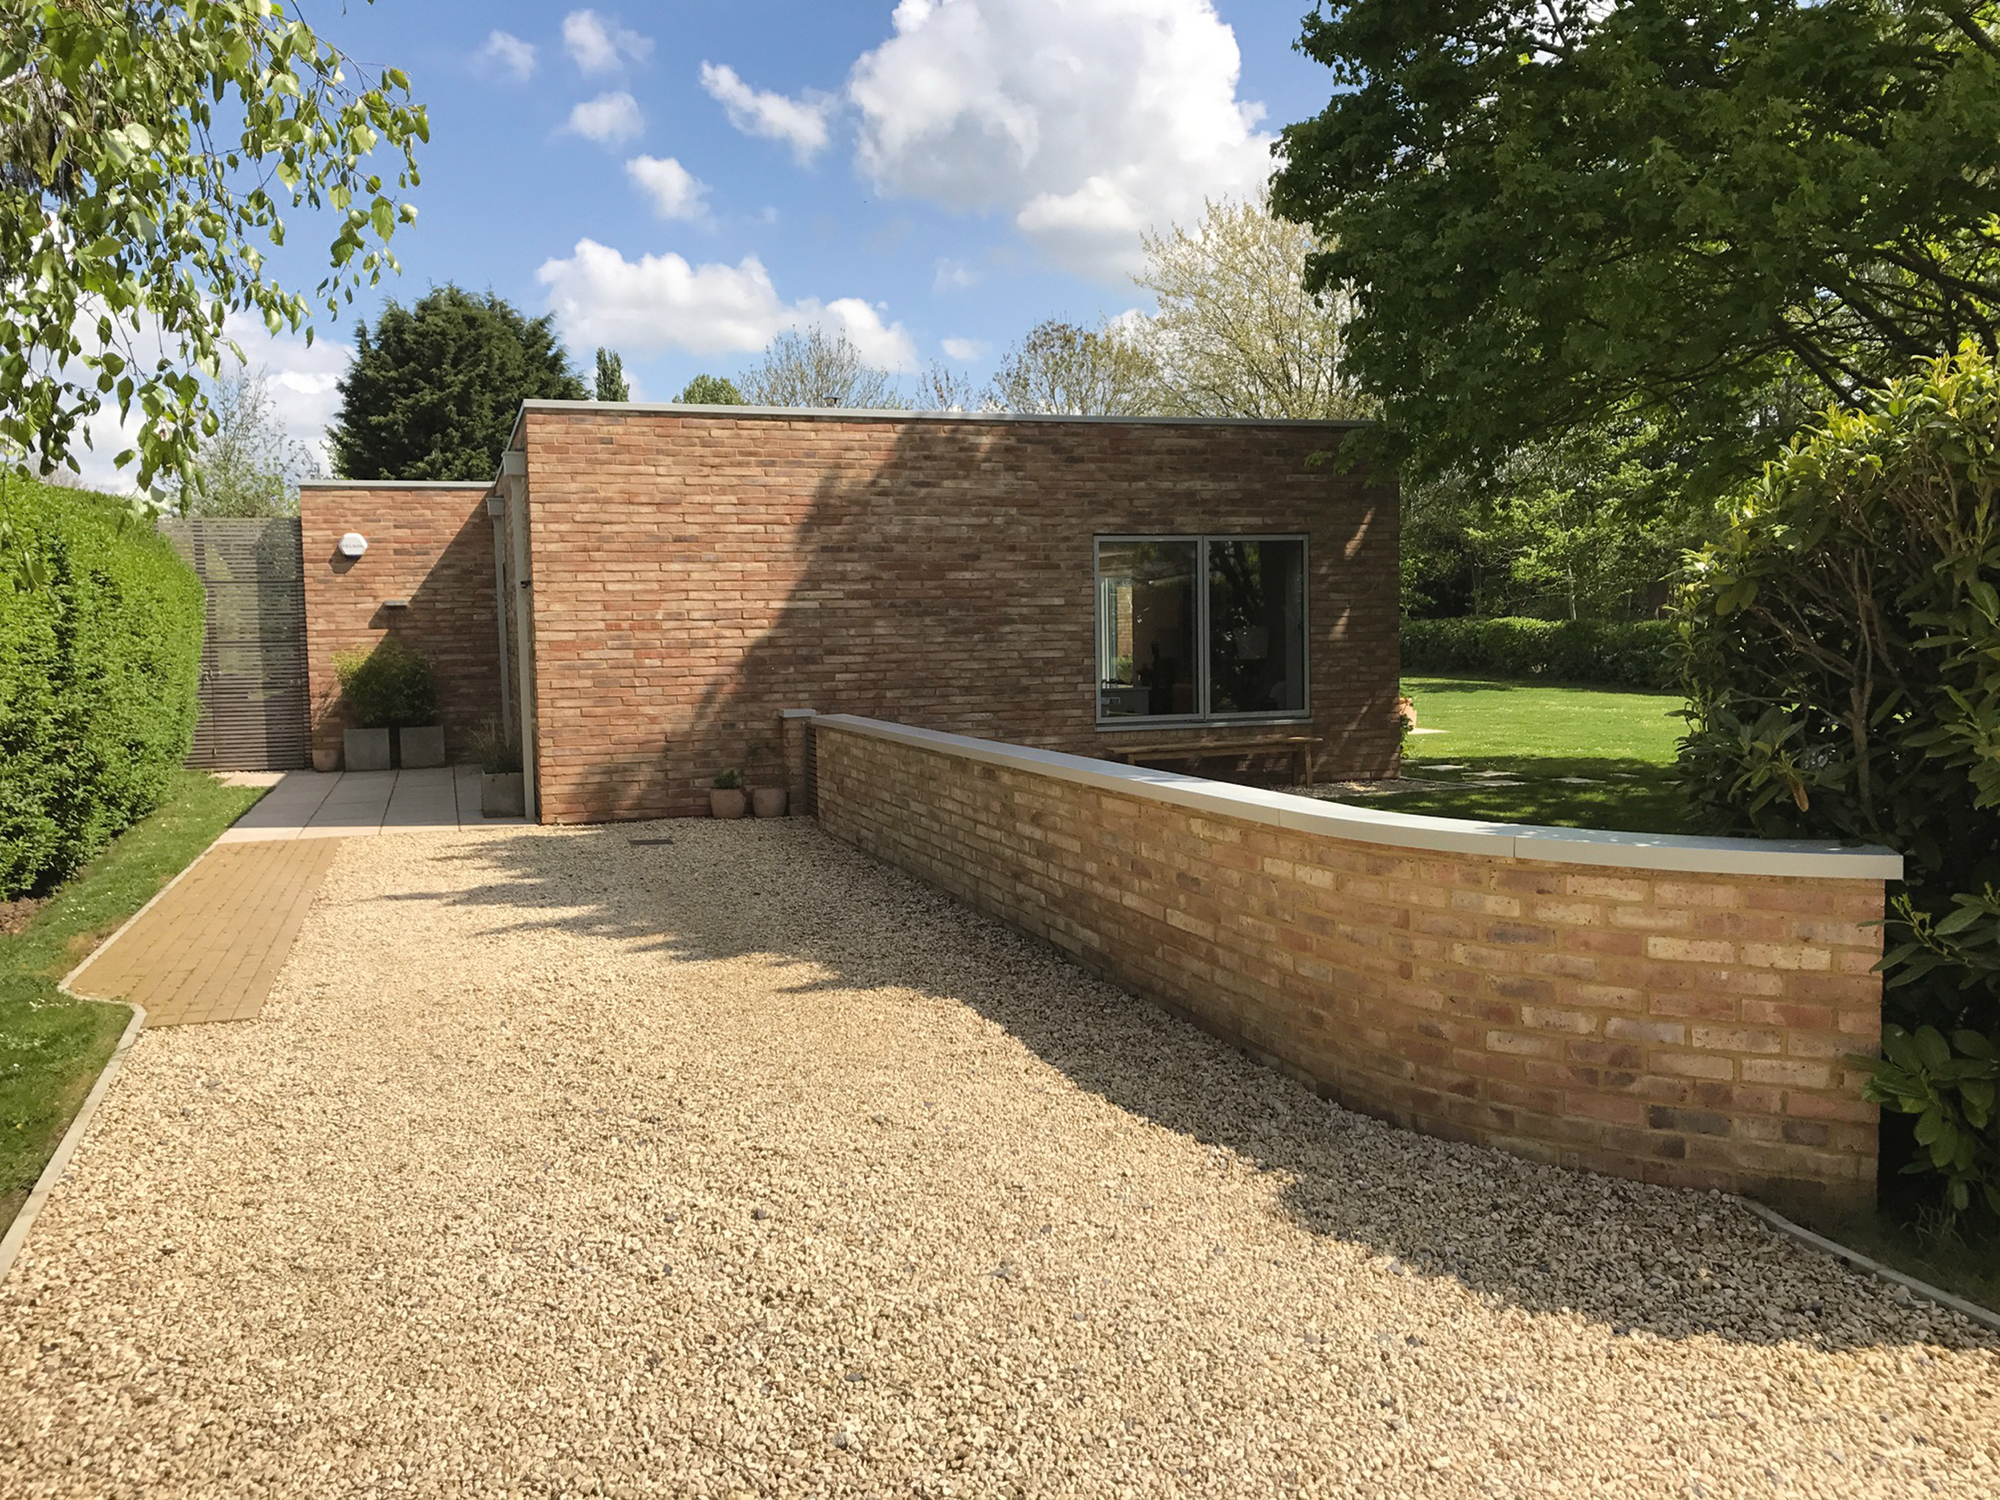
[
  {"left": 311, "top": 745, "right": 342, "bottom": 774},
  {"left": 751, "top": 787, "right": 789, "bottom": 819},
  {"left": 710, "top": 788, "right": 748, "bottom": 819},
  {"left": 398, "top": 724, "right": 446, "bottom": 769},
  {"left": 481, "top": 772, "right": 525, "bottom": 818},
  {"left": 343, "top": 727, "right": 391, "bottom": 772}
]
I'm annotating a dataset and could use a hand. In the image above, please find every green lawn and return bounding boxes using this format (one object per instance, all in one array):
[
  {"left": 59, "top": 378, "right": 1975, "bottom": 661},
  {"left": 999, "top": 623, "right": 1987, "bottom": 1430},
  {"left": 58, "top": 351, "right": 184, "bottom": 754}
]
[
  {"left": 1387, "top": 675, "right": 1695, "bottom": 833},
  {"left": 0, "top": 770, "right": 263, "bottom": 1233}
]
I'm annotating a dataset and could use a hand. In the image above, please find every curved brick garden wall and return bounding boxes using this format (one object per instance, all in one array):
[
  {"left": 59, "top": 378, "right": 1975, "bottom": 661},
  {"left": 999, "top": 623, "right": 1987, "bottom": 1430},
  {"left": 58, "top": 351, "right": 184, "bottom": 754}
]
[{"left": 810, "top": 715, "right": 1903, "bottom": 1213}]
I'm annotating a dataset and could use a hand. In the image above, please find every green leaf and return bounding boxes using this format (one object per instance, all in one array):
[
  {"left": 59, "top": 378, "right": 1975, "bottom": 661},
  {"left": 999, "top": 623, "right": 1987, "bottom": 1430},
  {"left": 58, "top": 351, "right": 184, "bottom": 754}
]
[{"left": 1914, "top": 1106, "right": 1947, "bottom": 1146}]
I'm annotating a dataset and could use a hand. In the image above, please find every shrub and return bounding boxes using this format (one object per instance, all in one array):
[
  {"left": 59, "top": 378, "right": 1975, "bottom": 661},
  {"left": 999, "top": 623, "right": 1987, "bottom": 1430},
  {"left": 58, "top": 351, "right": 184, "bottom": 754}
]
[
  {"left": 333, "top": 637, "right": 435, "bottom": 728},
  {"left": 1676, "top": 343, "right": 2000, "bottom": 1222},
  {"left": 0, "top": 474, "right": 203, "bottom": 897},
  {"left": 1400, "top": 616, "right": 1676, "bottom": 689},
  {"left": 469, "top": 718, "right": 522, "bottom": 775}
]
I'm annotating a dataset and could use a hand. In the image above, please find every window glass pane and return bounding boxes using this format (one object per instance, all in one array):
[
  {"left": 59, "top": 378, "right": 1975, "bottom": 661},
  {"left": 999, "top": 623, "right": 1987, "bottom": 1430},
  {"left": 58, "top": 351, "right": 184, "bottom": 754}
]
[
  {"left": 1097, "top": 540, "right": 1199, "bottom": 718},
  {"left": 1208, "top": 539, "right": 1306, "bottom": 716}
]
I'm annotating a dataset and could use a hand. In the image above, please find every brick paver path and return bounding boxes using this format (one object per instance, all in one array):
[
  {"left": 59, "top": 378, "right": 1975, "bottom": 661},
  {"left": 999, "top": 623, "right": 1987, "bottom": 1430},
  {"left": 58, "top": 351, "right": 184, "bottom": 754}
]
[{"left": 66, "top": 841, "right": 340, "bottom": 1026}]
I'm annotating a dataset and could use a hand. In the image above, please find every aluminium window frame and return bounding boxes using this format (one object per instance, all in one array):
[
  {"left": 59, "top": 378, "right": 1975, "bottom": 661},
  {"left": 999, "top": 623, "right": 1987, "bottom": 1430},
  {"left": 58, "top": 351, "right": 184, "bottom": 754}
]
[{"left": 1093, "top": 533, "right": 1312, "bottom": 730}]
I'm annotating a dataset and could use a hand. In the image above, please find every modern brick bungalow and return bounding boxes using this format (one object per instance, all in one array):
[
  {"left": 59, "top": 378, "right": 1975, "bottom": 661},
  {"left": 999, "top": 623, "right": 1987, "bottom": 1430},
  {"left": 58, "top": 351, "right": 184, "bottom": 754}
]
[
  {"left": 297, "top": 406, "right": 1903, "bottom": 1210},
  {"left": 300, "top": 401, "right": 1402, "bottom": 823}
]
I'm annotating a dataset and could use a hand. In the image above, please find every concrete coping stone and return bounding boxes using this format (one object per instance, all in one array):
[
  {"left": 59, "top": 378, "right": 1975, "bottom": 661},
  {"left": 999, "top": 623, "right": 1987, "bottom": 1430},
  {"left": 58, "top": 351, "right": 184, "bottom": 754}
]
[
  {"left": 297, "top": 479, "right": 494, "bottom": 489},
  {"left": 513, "top": 399, "right": 1371, "bottom": 430},
  {"left": 810, "top": 715, "right": 1905, "bottom": 882}
]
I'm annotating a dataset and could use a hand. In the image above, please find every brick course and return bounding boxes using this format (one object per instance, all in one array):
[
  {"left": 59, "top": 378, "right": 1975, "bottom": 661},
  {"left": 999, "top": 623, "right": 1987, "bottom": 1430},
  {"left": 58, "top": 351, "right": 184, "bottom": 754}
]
[
  {"left": 300, "top": 484, "right": 503, "bottom": 765},
  {"left": 518, "top": 408, "right": 1400, "bottom": 822},
  {"left": 814, "top": 719, "right": 1886, "bottom": 1211}
]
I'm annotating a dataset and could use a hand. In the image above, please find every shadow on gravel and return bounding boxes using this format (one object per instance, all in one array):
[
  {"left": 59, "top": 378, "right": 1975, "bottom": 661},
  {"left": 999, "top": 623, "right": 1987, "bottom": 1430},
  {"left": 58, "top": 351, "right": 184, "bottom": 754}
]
[{"left": 430, "top": 820, "right": 1989, "bottom": 1355}]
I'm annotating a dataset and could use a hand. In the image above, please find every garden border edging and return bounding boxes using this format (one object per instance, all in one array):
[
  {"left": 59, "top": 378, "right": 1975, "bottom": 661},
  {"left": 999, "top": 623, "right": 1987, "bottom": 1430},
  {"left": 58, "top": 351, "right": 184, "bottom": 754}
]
[{"left": 0, "top": 1002, "right": 144, "bottom": 1288}]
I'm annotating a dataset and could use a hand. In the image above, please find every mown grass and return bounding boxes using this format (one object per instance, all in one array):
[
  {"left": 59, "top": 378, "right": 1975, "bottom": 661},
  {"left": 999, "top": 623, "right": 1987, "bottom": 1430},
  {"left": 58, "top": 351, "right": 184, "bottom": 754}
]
[
  {"left": 1389, "top": 675, "right": 1695, "bottom": 833},
  {"left": 0, "top": 770, "right": 262, "bottom": 1233}
]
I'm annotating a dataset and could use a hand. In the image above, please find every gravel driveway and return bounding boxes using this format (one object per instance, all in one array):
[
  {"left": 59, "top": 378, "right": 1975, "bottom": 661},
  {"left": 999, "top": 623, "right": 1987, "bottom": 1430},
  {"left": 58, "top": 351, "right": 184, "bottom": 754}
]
[{"left": 2, "top": 821, "right": 1995, "bottom": 1498}]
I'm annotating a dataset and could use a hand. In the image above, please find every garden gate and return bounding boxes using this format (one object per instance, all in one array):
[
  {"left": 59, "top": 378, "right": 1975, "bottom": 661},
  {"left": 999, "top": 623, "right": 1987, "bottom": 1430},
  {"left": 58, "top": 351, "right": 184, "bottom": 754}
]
[{"left": 160, "top": 517, "right": 311, "bottom": 770}]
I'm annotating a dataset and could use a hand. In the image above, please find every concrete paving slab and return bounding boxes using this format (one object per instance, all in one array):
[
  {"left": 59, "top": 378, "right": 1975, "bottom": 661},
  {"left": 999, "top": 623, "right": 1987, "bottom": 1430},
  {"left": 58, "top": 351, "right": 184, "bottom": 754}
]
[{"left": 216, "top": 767, "right": 516, "bottom": 842}]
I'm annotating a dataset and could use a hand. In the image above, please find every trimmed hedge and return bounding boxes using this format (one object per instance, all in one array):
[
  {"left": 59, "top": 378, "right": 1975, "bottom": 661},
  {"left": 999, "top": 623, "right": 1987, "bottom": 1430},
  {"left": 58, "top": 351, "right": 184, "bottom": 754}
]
[
  {"left": 1400, "top": 616, "right": 1676, "bottom": 690},
  {"left": 0, "top": 477, "right": 203, "bottom": 898}
]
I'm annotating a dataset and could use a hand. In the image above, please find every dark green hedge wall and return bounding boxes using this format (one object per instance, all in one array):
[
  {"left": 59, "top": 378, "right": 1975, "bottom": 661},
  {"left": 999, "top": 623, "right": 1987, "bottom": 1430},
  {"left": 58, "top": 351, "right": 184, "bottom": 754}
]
[
  {"left": 1400, "top": 616, "right": 1677, "bottom": 690},
  {"left": 0, "top": 478, "right": 203, "bottom": 897}
]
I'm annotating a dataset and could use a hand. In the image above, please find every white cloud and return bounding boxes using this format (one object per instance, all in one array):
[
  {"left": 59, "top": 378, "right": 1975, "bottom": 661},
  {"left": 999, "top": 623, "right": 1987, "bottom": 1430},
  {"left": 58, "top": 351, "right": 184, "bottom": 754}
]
[
  {"left": 847, "top": 0, "right": 1273, "bottom": 280},
  {"left": 932, "top": 257, "right": 977, "bottom": 292},
  {"left": 940, "top": 336, "right": 987, "bottom": 361},
  {"left": 477, "top": 30, "right": 538, "bottom": 82},
  {"left": 537, "top": 238, "right": 918, "bottom": 370},
  {"left": 568, "top": 91, "right": 644, "bottom": 146},
  {"left": 699, "top": 62, "right": 833, "bottom": 163},
  {"left": 563, "top": 10, "right": 653, "bottom": 74},
  {"left": 227, "top": 315, "right": 352, "bottom": 470},
  {"left": 625, "top": 155, "right": 710, "bottom": 221},
  {"left": 57, "top": 311, "right": 351, "bottom": 491}
]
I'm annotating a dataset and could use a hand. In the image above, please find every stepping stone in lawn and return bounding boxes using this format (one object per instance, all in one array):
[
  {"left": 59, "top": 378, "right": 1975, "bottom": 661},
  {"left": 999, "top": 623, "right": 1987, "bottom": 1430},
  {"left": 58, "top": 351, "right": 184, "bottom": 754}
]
[{"left": 1555, "top": 777, "right": 1603, "bottom": 785}]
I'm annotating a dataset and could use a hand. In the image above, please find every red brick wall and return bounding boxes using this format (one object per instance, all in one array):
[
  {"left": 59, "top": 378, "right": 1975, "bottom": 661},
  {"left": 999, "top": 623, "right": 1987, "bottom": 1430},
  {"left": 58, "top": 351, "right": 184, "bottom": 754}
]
[
  {"left": 300, "top": 483, "right": 502, "bottom": 765},
  {"left": 519, "top": 408, "right": 1400, "bottom": 822},
  {"left": 814, "top": 718, "right": 1886, "bottom": 1213}
]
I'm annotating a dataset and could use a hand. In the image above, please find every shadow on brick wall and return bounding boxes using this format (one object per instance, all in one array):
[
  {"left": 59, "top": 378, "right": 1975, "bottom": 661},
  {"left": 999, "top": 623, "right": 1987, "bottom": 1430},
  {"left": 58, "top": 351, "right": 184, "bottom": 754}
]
[
  {"left": 426, "top": 820, "right": 1976, "bottom": 1354},
  {"left": 651, "top": 418, "right": 1398, "bottom": 818}
]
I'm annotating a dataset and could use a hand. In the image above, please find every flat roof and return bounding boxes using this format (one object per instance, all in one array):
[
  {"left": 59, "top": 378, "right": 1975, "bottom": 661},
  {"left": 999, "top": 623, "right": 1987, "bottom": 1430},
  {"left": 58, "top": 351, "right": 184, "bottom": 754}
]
[
  {"left": 502, "top": 399, "right": 1373, "bottom": 460},
  {"left": 514, "top": 398, "right": 1370, "bottom": 429},
  {"left": 297, "top": 479, "right": 492, "bottom": 489}
]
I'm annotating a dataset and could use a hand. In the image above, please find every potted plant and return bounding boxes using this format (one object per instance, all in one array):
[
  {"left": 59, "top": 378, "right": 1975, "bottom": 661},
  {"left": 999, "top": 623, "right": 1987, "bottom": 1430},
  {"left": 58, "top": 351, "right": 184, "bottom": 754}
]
[
  {"left": 333, "top": 638, "right": 441, "bottom": 769},
  {"left": 710, "top": 768, "right": 747, "bottom": 819},
  {"left": 747, "top": 735, "right": 788, "bottom": 818},
  {"left": 472, "top": 719, "right": 525, "bottom": 817}
]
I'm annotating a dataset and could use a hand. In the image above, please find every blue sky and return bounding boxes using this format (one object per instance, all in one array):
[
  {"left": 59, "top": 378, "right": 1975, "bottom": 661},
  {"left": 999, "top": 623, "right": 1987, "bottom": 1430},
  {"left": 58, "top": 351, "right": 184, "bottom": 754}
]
[{"left": 89, "top": 1, "right": 1338, "bottom": 478}]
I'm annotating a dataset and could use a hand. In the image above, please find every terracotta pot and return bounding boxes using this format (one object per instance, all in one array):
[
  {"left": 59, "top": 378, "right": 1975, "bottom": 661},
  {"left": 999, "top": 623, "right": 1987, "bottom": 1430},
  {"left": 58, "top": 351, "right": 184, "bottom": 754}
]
[
  {"left": 311, "top": 745, "right": 341, "bottom": 774},
  {"left": 710, "top": 788, "right": 748, "bottom": 819},
  {"left": 751, "top": 786, "right": 788, "bottom": 819}
]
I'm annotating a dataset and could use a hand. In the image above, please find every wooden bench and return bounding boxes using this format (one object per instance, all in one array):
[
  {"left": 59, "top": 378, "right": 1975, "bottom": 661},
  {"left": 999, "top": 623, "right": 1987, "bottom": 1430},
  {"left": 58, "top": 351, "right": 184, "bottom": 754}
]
[{"left": 1101, "top": 731, "right": 1320, "bottom": 786}]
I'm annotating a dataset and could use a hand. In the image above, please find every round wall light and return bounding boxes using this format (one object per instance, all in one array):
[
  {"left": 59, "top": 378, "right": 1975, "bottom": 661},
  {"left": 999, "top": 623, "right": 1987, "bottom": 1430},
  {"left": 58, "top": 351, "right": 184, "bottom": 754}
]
[{"left": 338, "top": 532, "right": 368, "bottom": 558}]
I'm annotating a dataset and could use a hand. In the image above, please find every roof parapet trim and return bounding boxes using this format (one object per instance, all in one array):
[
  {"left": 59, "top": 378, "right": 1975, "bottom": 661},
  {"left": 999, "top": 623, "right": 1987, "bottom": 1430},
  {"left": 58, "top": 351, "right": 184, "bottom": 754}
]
[{"left": 512, "top": 399, "right": 1374, "bottom": 430}]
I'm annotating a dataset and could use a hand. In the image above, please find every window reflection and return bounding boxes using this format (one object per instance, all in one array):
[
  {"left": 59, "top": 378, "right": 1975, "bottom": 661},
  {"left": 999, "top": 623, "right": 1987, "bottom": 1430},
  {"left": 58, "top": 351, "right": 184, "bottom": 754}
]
[
  {"left": 1095, "top": 536, "right": 1309, "bottom": 721},
  {"left": 1208, "top": 539, "right": 1307, "bottom": 715},
  {"left": 1096, "top": 540, "right": 1198, "bottom": 718}
]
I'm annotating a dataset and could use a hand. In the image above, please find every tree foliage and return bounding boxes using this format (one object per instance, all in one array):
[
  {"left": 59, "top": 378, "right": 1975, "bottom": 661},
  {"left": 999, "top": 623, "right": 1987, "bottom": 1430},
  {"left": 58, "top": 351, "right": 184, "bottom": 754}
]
[
  {"left": 988, "top": 318, "right": 1156, "bottom": 416},
  {"left": 1135, "top": 197, "right": 1366, "bottom": 420},
  {"left": 0, "top": 0, "right": 425, "bottom": 490},
  {"left": 329, "top": 286, "right": 585, "bottom": 481},
  {"left": 1676, "top": 344, "right": 2000, "bottom": 1217},
  {"left": 1272, "top": 0, "right": 2000, "bottom": 485},
  {"left": 167, "top": 366, "right": 318, "bottom": 517},
  {"left": 911, "top": 362, "right": 981, "bottom": 413},
  {"left": 738, "top": 327, "right": 903, "bottom": 410},
  {"left": 593, "top": 347, "right": 628, "bottom": 403},
  {"left": 676, "top": 373, "right": 743, "bottom": 405},
  {"left": 1406, "top": 425, "right": 1711, "bottom": 620}
]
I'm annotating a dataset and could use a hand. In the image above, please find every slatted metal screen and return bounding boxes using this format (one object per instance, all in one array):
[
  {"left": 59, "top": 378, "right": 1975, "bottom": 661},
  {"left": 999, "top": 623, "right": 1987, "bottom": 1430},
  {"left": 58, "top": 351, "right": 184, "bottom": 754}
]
[{"left": 160, "top": 517, "right": 310, "bottom": 770}]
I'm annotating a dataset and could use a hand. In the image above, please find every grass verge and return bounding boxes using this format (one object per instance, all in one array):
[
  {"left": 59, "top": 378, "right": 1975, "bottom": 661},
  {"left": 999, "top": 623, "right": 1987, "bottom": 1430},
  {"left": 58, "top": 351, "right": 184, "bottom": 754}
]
[
  {"left": 1788, "top": 1202, "right": 2000, "bottom": 1316},
  {"left": 0, "top": 770, "right": 262, "bottom": 1234},
  {"left": 1388, "top": 675, "right": 1695, "bottom": 834}
]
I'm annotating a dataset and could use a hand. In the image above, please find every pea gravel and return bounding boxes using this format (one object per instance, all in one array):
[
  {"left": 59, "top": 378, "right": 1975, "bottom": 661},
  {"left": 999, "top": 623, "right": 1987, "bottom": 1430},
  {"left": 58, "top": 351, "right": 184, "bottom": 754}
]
[{"left": 2, "top": 820, "right": 1996, "bottom": 1499}]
